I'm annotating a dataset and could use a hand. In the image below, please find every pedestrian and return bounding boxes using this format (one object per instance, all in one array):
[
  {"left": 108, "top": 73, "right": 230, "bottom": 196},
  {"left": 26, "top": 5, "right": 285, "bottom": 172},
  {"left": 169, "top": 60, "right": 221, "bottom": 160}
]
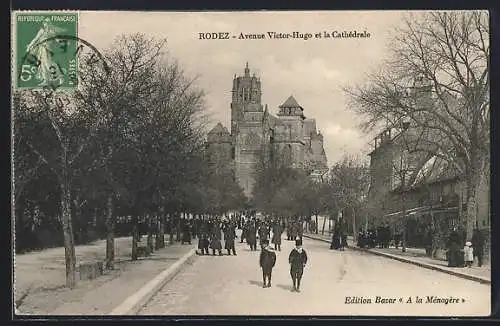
[
  {"left": 181, "top": 220, "right": 192, "bottom": 245},
  {"left": 259, "top": 239, "right": 276, "bottom": 288},
  {"left": 330, "top": 221, "right": 339, "bottom": 250},
  {"left": 259, "top": 224, "right": 269, "bottom": 249},
  {"left": 464, "top": 241, "right": 474, "bottom": 267},
  {"left": 286, "top": 219, "right": 291, "bottom": 241},
  {"left": 471, "top": 226, "right": 485, "bottom": 267},
  {"left": 198, "top": 230, "right": 210, "bottom": 255},
  {"left": 272, "top": 221, "right": 283, "bottom": 251},
  {"left": 240, "top": 221, "right": 247, "bottom": 243},
  {"left": 246, "top": 221, "right": 257, "bottom": 251},
  {"left": 288, "top": 238, "right": 308, "bottom": 292},
  {"left": 224, "top": 221, "right": 237, "bottom": 255},
  {"left": 297, "top": 219, "right": 303, "bottom": 241},
  {"left": 210, "top": 220, "right": 223, "bottom": 256},
  {"left": 447, "top": 226, "right": 463, "bottom": 267}
]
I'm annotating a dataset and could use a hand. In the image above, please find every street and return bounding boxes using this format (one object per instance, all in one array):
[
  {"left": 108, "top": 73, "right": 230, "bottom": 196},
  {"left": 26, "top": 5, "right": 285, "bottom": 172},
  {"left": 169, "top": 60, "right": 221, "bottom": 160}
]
[{"left": 139, "top": 232, "right": 490, "bottom": 316}]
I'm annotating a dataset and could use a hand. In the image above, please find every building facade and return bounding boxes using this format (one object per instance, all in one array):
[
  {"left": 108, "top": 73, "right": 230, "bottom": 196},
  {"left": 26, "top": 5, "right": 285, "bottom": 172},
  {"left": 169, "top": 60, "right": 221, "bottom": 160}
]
[
  {"left": 367, "top": 127, "right": 490, "bottom": 250},
  {"left": 366, "top": 77, "right": 490, "bottom": 250},
  {"left": 205, "top": 63, "right": 328, "bottom": 198}
]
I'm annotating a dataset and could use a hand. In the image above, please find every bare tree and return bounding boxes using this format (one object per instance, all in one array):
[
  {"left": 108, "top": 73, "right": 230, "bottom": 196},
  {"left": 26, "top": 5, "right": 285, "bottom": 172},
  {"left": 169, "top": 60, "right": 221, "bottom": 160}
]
[
  {"left": 14, "top": 84, "right": 104, "bottom": 288},
  {"left": 330, "top": 155, "right": 370, "bottom": 242},
  {"left": 345, "top": 11, "right": 489, "bottom": 240}
]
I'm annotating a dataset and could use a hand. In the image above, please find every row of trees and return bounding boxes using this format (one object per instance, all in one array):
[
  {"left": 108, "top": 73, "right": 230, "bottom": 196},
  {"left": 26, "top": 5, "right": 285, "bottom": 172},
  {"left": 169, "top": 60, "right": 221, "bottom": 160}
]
[
  {"left": 251, "top": 150, "right": 369, "bottom": 240},
  {"left": 14, "top": 33, "right": 246, "bottom": 288}
]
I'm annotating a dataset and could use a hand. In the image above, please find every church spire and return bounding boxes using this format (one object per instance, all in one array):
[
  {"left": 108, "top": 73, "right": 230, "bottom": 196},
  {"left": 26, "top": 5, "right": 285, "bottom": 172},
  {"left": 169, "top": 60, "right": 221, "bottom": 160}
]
[{"left": 244, "top": 62, "right": 250, "bottom": 76}]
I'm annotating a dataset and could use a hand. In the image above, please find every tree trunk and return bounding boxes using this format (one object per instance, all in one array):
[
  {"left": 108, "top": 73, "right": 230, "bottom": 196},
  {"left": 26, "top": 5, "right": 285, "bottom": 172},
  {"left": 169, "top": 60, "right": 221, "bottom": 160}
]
[
  {"left": 465, "top": 170, "right": 482, "bottom": 241},
  {"left": 321, "top": 214, "right": 327, "bottom": 235},
  {"left": 352, "top": 207, "right": 357, "bottom": 243},
  {"left": 60, "top": 163, "right": 77, "bottom": 289},
  {"left": 105, "top": 193, "right": 115, "bottom": 270},
  {"left": 131, "top": 214, "right": 138, "bottom": 261},
  {"left": 147, "top": 214, "right": 154, "bottom": 253},
  {"left": 158, "top": 206, "right": 165, "bottom": 248},
  {"left": 401, "top": 192, "right": 407, "bottom": 253}
]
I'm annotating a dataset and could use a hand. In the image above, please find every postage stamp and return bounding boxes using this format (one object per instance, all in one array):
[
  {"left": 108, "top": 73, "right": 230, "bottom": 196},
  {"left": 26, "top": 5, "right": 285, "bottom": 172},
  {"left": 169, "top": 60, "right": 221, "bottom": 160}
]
[
  {"left": 11, "top": 10, "right": 491, "bottom": 318},
  {"left": 15, "top": 12, "right": 78, "bottom": 89}
]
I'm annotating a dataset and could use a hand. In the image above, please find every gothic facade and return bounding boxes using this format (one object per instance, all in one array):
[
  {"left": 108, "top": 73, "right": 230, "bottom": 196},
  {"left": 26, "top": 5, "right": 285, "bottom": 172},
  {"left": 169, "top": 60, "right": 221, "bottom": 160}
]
[{"left": 205, "top": 63, "right": 328, "bottom": 198}]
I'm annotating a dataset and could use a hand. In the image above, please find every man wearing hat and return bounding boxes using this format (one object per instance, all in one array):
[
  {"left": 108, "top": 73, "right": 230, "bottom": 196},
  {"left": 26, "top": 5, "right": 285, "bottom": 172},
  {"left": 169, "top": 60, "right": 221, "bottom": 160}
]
[
  {"left": 259, "top": 239, "right": 276, "bottom": 288},
  {"left": 289, "top": 239, "right": 308, "bottom": 292}
]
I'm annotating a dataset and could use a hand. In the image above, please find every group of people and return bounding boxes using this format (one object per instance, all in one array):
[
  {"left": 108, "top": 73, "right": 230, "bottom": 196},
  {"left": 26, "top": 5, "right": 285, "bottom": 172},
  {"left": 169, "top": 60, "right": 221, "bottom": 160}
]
[
  {"left": 286, "top": 218, "right": 303, "bottom": 242},
  {"left": 241, "top": 218, "right": 285, "bottom": 251},
  {"left": 330, "top": 219, "right": 348, "bottom": 250},
  {"left": 356, "top": 225, "right": 397, "bottom": 249},
  {"left": 241, "top": 215, "right": 308, "bottom": 292},
  {"left": 448, "top": 225, "right": 486, "bottom": 268},
  {"left": 259, "top": 238, "right": 308, "bottom": 292},
  {"left": 195, "top": 217, "right": 238, "bottom": 256}
]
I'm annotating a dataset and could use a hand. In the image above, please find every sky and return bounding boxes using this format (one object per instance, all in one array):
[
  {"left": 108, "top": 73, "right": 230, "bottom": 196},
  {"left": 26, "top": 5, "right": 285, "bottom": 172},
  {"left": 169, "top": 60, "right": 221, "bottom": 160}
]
[{"left": 76, "top": 10, "right": 411, "bottom": 166}]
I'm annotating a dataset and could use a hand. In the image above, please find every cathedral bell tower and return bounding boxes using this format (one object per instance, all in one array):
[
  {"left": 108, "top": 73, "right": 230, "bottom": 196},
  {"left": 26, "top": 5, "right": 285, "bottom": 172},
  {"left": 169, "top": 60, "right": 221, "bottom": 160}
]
[{"left": 230, "top": 62, "right": 263, "bottom": 135}]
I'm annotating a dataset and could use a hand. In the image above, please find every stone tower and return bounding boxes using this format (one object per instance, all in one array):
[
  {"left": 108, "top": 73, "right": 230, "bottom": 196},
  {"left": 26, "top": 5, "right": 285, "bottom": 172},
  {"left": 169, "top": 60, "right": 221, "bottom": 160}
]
[
  {"left": 275, "top": 95, "right": 306, "bottom": 167},
  {"left": 206, "top": 63, "right": 329, "bottom": 200},
  {"left": 231, "top": 63, "right": 264, "bottom": 197}
]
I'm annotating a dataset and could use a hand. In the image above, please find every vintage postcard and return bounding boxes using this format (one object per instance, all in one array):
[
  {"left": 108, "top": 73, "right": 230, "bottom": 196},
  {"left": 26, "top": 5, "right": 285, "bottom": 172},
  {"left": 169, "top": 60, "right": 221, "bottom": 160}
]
[{"left": 11, "top": 10, "right": 491, "bottom": 317}]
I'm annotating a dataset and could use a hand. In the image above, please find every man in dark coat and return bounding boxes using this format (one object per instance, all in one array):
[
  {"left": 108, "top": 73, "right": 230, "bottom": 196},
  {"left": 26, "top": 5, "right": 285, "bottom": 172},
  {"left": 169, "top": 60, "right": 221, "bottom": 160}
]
[
  {"left": 259, "top": 224, "right": 269, "bottom": 248},
  {"left": 198, "top": 222, "right": 210, "bottom": 255},
  {"left": 259, "top": 239, "right": 276, "bottom": 288},
  {"left": 338, "top": 219, "right": 347, "bottom": 251},
  {"left": 210, "top": 220, "right": 223, "bottom": 256},
  {"left": 240, "top": 221, "right": 247, "bottom": 243},
  {"left": 246, "top": 221, "right": 257, "bottom": 251},
  {"left": 298, "top": 219, "right": 304, "bottom": 241},
  {"left": 289, "top": 239, "right": 308, "bottom": 292},
  {"left": 272, "top": 221, "right": 283, "bottom": 251},
  {"left": 181, "top": 220, "right": 192, "bottom": 245},
  {"left": 447, "top": 227, "right": 463, "bottom": 267},
  {"left": 471, "top": 226, "right": 485, "bottom": 267},
  {"left": 224, "top": 221, "right": 237, "bottom": 255},
  {"left": 330, "top": 221, "right": 340, "bottom": 249}
]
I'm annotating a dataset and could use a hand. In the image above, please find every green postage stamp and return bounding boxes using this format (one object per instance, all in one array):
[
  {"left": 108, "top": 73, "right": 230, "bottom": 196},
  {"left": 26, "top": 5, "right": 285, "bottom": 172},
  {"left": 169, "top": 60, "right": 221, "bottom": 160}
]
[{"left": 15, "top": 12, "right": 78, "bottom": 89}]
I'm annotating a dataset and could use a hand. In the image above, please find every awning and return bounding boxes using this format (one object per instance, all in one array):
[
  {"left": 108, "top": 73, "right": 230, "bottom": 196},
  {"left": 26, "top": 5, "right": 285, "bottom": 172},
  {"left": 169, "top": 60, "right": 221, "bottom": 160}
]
[
  {"left": 384, "top": 205, "right": 430, "bottom": 218},
  {"left": 384, "top": 205, "right": 458, "bottom": 218}
]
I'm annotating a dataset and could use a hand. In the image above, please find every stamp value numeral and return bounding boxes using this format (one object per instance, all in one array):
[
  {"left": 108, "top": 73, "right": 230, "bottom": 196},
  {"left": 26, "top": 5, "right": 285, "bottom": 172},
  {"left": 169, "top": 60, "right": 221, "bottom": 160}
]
[{"left": 20, "top": 64, "right": 37, "bottom": 82}]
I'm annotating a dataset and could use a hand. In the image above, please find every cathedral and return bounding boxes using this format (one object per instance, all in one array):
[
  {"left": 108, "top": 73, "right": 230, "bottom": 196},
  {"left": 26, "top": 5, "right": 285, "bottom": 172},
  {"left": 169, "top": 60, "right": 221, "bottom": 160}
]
[{"left": 205, "top": 63, "right": 328, "bottom": 198}]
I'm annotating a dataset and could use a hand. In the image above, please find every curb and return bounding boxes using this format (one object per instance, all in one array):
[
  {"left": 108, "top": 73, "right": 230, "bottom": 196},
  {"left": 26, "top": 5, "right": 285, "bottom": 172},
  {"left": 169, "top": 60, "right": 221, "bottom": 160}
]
[
  {"left": 303, "top": 234, "right": 490, "bottom": 285},
  {"left": 108, "top": 247, "right": 197, "bottom": 315}
]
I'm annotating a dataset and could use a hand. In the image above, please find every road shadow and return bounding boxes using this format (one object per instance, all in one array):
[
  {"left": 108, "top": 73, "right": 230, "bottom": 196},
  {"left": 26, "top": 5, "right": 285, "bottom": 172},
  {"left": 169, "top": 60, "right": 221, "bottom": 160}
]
[
  {"left": 249, "top": 280, "right": 265, "bottom": 288},
  {"left": 276, "top": 284, "right": 295, "bottom": 292}
]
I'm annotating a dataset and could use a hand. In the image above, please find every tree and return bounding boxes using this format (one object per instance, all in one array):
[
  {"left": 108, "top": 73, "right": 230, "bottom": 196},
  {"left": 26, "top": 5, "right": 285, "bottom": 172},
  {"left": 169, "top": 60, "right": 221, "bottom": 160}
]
[
  {"left": 345, "top": 11, "right": 489, "bottom": 240},
  {"left": 14, "top": 81, "right": 104, "bottom": 289},
  {"left": 330, "top": 155, "right": 370, "bottom": 242}
]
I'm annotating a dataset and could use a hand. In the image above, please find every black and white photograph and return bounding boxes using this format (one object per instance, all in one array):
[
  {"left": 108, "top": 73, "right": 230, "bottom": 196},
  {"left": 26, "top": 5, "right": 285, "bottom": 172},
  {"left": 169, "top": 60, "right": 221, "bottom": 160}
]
[{"left": 11, "top": 10, "right": 491, "bottom": 316}]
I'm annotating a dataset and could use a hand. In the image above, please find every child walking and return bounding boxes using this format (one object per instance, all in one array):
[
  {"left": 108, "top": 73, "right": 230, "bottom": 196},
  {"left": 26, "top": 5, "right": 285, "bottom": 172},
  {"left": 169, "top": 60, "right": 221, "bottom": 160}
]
[{"left": 464, "top": 241, "right": 474, "bottom": 267}]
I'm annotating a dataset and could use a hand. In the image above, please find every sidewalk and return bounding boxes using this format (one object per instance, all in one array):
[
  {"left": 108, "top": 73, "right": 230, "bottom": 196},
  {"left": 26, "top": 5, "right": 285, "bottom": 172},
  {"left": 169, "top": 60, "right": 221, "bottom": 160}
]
[
  {"left": 303, "top": 232, "right": 491, "bottom": 284},
  {"left": 15, "top": 236, "right": 196, "bottom": 315}
]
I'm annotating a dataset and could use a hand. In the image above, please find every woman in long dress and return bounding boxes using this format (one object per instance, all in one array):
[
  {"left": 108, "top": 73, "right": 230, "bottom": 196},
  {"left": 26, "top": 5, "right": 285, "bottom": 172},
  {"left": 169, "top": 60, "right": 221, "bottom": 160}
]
[{"left": 26, "top": 17, "right": 66, "bottom": 86}]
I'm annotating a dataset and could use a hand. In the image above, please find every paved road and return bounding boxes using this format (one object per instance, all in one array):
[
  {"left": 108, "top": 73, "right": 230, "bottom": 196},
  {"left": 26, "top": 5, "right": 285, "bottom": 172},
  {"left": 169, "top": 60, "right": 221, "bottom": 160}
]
[{"left": 139, "top": 232, "right": 490, "bottom": 316}]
